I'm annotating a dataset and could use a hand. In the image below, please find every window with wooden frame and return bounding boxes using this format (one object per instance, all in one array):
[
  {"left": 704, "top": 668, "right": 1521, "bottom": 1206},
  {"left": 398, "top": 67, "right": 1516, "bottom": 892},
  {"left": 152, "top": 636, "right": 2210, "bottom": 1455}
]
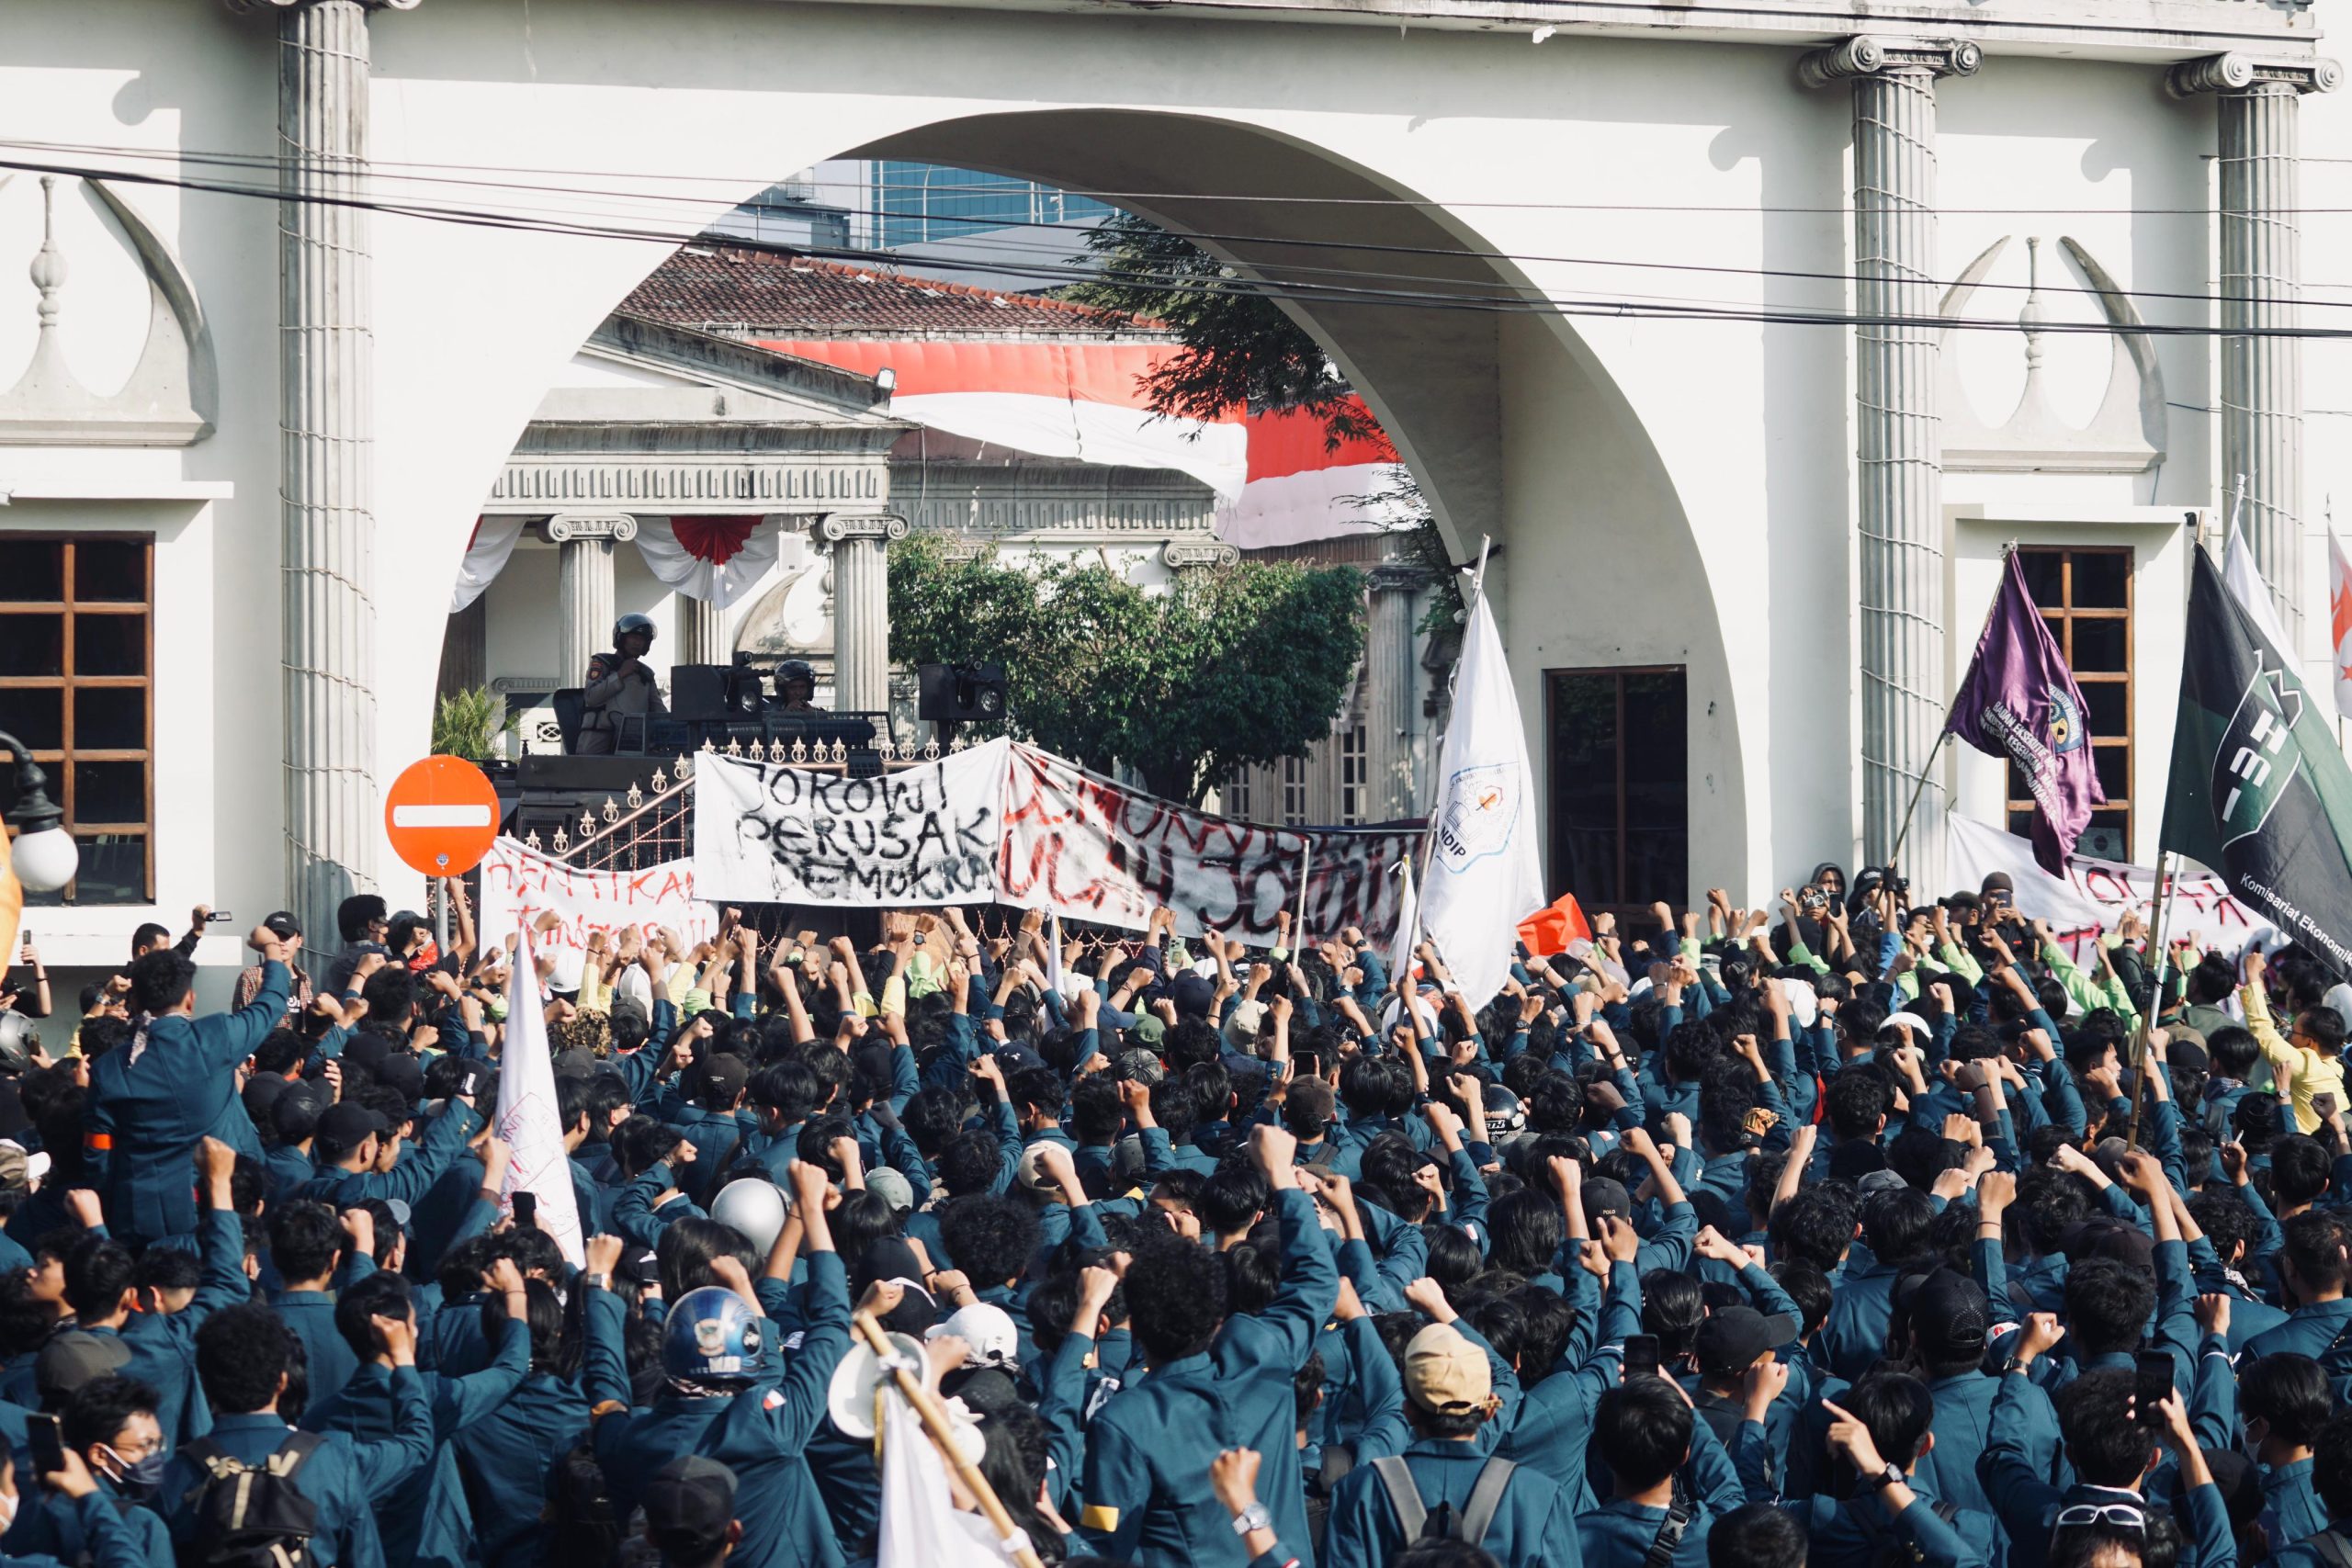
[
  {"left": 1225, "top": 767, "right": 1253, "bottom": 822},
  {"left": 0, "top": 535, "right": 155, "bottom": 904},
  {"left": 1281, "top": 754, "right": 1307, "bottom": 827},
  {"left": 1339, "top": 722, "right": 1368, "bottom": 825},
  {"left": 2010, "top": 547, "right": 2132, "bottom": 861}
]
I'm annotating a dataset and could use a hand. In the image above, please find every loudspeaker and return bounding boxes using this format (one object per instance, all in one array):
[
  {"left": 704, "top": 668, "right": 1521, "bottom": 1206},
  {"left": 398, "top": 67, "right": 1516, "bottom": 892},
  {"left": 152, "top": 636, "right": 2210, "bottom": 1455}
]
[{"left": 917, "top": 662, "right": 1008, "bottom": 723}]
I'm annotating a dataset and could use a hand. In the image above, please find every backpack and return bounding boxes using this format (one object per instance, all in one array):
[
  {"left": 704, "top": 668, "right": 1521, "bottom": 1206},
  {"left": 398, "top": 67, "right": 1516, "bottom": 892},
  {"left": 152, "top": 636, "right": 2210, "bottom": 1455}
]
[
  {"left": 1642, "top": 1479, "right": 1695, "bottom": 1568},
  {"left": 1856, "top": 1495, "right": 1962, "bottom": 1568},
  {"left": 1369, "top": 1456, "right": 1517, "bottom": 1547},
  {"left": 2302, "top": 1527, "right": 2352, "bottom": 1568},
  {"left": 175, "top": 1431, "right": 325, "bottom": 1568}
]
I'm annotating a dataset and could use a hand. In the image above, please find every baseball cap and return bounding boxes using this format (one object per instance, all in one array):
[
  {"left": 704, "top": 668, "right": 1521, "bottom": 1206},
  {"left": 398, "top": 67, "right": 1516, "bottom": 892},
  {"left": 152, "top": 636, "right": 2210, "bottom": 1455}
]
[
  {"left": 1579, "top": 1177, "right": 1633, "bottom": 1223},
  {"left": 1403, "top": 1321, "right": 1491, "bottom": 1415},
  {"left": 1125, "top": 1013, "right": 1166, "bottom": 1048},
  {"left": 314, "top": 1102, "right": 390, "bottom": 1154},
  {"left": 864, "top": 1167, "right": 915, "bottom": 1216},
  {"left": 1855, "top": 1168, "right": 1911, "bottom": 1198},
  {"left": 1223, "top": 999, "right": 1265, "bottom": 1050},
  {"left": 2166, "top": 1038, "right": 2211, "bottom": 1077},
  {"left": 373, "top": 1055, "right": 424, "bottom": 1107},
  {"left": 641, "top": 1455, "right": 738, "bottom": 1559},
  {"left": 1015, "top": 1144, "right": 1058, "bottom": 1195},
  {"left": 36, "top": 1330, "right": 130, "bottom": 1403},
  {"left": 1900, "top": 1268, "right": 1989, "bottom": 1359},
  {"left": 1693, "top": 1305, "right": 1800, "bottom": 1379},
  {"left": 931, "top": 1303, "right": 1020, "bottom": 1372},
  {"left": 696, "top": 1054, "right": 750, "bottom": 1107},
  {"left": 1170, "top": 973, "right": 1216, "bottom": 1020}
]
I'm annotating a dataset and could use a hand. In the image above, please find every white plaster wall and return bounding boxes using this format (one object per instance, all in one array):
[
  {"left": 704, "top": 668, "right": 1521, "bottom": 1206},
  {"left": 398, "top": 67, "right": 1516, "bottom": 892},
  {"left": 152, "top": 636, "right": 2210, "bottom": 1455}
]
[{"left": 3, "top": 0, "right": 2347, "bottom": 940}]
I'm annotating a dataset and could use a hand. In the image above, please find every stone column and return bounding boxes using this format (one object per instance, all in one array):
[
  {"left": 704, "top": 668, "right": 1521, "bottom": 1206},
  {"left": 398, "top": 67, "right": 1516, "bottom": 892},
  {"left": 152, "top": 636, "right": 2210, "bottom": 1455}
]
[
  {"left": 822, "top": 515, "right": 910, "bottom": 715},
  {"left": 546, "top": 514, "right": 636, "bottom": 682},
  {"left": 1365, "top": 565, "right": 1427, "bottom": 820},
  {"left": 261, "top": 0, "right": 411, "bottom": 936},
  {"left": 2171, "top": 54, "right": 2341, "bottom": 657},
  {"left": 436, "top": 599, "right": 485, "bottom": 699},
  {"left": 1802, "top": 35, "right": 1980, "bottom": 883},
  {"left": 674, "top": 594, "right": 730, "bottom": 667}
]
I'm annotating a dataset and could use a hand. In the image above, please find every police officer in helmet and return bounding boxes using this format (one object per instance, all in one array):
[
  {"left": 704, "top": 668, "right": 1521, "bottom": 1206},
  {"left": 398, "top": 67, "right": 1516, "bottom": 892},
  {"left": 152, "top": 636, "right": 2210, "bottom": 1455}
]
[
  {"left": 576, "top": 613, "right": 668, "bottom": 754},
  {"left": 767, "top": 658, "right": 827, "bottom": 716}
]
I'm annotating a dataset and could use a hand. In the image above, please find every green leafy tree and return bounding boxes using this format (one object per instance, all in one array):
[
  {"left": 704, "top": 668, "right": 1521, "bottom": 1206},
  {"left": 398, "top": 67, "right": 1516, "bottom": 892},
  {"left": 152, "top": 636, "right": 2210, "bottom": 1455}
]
[
  {"left": 888, "top": 533, "right": 1365, "bottom": 806},
  {"left": 1065, "top": 211, "right": 1383, "bottom": 451}
]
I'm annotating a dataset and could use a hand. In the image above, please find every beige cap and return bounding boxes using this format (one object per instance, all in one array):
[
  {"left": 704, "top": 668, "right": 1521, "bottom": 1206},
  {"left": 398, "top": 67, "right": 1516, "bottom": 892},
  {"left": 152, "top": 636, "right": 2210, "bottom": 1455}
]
[{"left": 1404, "top": 1321, "right": 1490, "bottom": 1414}]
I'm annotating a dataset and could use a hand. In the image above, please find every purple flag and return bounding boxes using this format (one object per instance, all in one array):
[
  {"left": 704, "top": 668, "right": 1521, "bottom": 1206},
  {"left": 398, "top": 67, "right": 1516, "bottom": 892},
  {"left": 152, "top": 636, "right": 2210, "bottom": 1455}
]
[{"left": 1947, "top": 552, "right": 2107, "bottom": 874}]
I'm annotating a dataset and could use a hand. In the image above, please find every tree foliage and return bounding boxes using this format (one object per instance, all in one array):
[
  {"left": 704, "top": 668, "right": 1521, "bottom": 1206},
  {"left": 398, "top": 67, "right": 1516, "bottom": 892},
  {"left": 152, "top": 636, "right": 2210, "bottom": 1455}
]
[
  {"left": 1065, "top": 211, "right": 1384, "bottom": 451},
  {"left": 888, "top": 532, "right": 1366, "bottom": 806}
]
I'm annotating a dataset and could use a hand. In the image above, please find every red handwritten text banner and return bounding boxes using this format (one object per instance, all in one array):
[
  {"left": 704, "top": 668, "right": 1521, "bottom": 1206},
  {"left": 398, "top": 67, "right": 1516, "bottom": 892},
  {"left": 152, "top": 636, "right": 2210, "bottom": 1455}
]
[
  {"left": 479, "top": 837, "right": 717, "bottom": 953},
  {"left": 1946, "top": 814, "right": 2277, "bottom": 957},
  {"left": 999, "top": 745, "right": 1419, "bottom": 942}
]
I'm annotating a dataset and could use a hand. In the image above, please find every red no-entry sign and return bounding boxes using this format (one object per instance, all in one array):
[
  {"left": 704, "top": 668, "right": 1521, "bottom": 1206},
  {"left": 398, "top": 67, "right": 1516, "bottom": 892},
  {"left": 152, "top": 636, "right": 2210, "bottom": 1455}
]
[{"left": 384, "top": 755, "right": 501, "bottom": 876}]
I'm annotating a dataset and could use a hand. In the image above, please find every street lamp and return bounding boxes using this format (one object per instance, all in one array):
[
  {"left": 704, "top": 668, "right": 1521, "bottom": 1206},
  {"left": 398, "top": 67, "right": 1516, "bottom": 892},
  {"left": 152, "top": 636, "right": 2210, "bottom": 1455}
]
[{"left": 0, "top": 732, "right": 77, "bottom": 893}]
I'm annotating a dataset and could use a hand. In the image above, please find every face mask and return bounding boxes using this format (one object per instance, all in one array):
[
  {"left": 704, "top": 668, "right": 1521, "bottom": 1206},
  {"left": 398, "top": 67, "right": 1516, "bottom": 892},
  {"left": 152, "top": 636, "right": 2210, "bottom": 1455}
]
[
  {"left": 486, "top": 1001, "right": 508, "bottom": 1022},
  {"left": 96, "top": 1445, "right": 167, "bottom": 1499}
]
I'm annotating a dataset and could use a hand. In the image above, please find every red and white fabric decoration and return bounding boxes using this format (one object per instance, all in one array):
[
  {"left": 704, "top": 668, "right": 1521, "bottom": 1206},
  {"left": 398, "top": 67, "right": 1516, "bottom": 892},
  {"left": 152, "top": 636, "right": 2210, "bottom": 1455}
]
[
  {"left": 449, "top": 515, "right": 524, "bottom": 613},
  {"left": 756, "top": 339, "right": 1398, "bottom": 551},
  {"left": 632, "top": 515, "right": 782, "bottom": 608}
]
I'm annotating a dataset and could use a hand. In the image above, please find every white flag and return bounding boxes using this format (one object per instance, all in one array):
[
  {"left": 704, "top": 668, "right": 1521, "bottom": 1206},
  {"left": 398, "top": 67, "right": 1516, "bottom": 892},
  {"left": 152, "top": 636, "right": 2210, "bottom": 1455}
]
[
  {"left": 876, "top": 1387, "right": 1004, "bottom": 1568},
  {"left": 498, "top": 932, "right": 585, "bottom": 1267},
  {"left": 2331, "top": 530, "right": 2352, "bottom": 722},
  {"left": 2223, "top": 523, "right": 2295, "bottom": 660},
  {"left": 1416, "top": 594, "right": 1544, "bottom": 1010}
]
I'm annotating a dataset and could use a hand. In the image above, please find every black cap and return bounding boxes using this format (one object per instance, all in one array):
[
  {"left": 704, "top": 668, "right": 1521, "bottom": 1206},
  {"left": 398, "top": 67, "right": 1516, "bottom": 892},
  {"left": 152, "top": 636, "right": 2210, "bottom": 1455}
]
[
  {"left": 263, "top": 910, "right": 303, "bottom": 941},
  {"left": 374, "top": 1055, "right": 424, "bottom": 1107},
  {"left": 315, "top": 1101, "right": 390, "bottom": 1154},
  {"left": 642, "top": 1455, "right": 736, "bottom": 1557},
  {"left": 1693, "top": 1305, "right": 1799, "bottom": 1378},
  {"left": 1580, "top": 1177, "right": 1633, "bottom": 1223},
  {"left": 1900, "top": 1267, "right": 1989, "bottom": 1358}
]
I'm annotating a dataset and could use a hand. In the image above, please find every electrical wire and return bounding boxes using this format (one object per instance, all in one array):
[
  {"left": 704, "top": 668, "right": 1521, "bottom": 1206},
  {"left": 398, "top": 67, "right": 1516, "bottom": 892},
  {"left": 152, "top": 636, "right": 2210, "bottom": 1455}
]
[{"left": 11, "top": 145, "right": 2352, "bottom": 339}]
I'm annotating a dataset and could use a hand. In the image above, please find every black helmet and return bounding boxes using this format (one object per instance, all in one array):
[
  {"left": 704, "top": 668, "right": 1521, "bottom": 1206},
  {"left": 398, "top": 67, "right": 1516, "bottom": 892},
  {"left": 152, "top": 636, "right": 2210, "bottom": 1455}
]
[
  {"left": 775, "top": 659, "right": 816, "bottom": 687},
  {"left": 613, "top": 613, "right": 657, "bottom": 648}
]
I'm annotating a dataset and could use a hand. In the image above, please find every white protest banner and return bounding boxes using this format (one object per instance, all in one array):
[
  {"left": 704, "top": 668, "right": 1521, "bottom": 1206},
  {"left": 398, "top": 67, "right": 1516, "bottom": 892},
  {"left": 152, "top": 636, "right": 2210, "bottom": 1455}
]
[
  {"left": 477, "top": 836, "right": 715, "bottom": 952},
  {"left": 498, "top": 931, "right": 585, "bottom": 1267},
  {"left": 693, "top": 738, "right": 1009, "bottom": 906},
  {"left": 997, "top": 743, "right": 1419, "bottom": 942},
  {"left": 1946, "top": 813, "right": 2278, "bottom": 957}
]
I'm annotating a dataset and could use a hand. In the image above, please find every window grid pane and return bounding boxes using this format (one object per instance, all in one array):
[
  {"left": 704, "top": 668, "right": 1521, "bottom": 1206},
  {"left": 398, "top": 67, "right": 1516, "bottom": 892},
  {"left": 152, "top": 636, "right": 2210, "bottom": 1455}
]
[
  {"left": 2007, "top": 547, "right": 2132, "bottom": 852},
  {"left": 0, "top": 536, "right": 154, "bottom": 904}
]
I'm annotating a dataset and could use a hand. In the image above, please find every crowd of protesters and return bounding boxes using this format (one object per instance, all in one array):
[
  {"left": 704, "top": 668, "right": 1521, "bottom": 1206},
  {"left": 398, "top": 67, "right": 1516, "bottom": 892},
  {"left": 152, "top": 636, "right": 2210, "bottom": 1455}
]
[{"left": 0, "top": 861, "right": 2347, "bottom": 1568}]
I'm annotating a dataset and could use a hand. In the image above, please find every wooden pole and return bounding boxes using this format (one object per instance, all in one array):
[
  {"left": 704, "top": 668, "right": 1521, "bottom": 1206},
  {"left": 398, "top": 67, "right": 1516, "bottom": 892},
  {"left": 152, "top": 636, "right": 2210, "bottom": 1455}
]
[
  {"left": 1882, "top": 728, "right": 1952, "bottom": 875},
  {"left": 2126, "top": 850, "right": 2181, "bottom": 1152},
  {"left": 1293, "top": 838, "right": 1314, "bottom": 948},
  {"left": 852, "top": 1311, "right": 1046, "bottom": 1568}
]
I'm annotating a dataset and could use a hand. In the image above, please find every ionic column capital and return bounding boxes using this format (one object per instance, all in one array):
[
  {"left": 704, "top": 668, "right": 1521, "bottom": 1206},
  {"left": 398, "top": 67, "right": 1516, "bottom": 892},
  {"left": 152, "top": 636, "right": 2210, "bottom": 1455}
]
[
  {"left": 542, "top": 513, "right": 638, "bottom": 545},
  {"left": 1368, "top": 563, "right": 1432, "bottom": 595},
  {"left": 1162, "top": 540, "right": 1239, "bottom": 570},
  {"left": 2167, "top": 53, "right": 2342, "bottom": 99},
  {"left": 1799, "top": 36, "right": 1981, "bottom": 92},
  {"left": 820, "top": 513, "right": 910, "bottom": 545}
]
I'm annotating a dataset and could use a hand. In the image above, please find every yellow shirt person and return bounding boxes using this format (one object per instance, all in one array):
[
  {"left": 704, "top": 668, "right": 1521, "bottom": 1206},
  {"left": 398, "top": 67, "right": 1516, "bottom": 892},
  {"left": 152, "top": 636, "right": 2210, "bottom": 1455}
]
[{"left": 2242, "top": 952, "right": 2346, "bottom": 1135}]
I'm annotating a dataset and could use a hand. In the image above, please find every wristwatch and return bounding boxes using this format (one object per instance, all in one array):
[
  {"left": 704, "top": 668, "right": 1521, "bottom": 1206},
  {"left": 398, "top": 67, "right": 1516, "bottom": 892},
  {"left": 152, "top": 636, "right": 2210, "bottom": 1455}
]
[
  {"left": 1871, "top": 1462, "right": 1905, "bottom": 1492},
  {"left": 1231, "top": 1504, "right": 1273, "bottom": 1537}
]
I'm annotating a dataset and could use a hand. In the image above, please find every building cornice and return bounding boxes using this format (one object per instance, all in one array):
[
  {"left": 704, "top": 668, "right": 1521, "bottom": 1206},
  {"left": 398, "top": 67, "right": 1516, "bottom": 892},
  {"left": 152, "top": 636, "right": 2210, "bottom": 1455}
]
[{"left": 768, "top": 0, "right": 2320, "bottom": 64}]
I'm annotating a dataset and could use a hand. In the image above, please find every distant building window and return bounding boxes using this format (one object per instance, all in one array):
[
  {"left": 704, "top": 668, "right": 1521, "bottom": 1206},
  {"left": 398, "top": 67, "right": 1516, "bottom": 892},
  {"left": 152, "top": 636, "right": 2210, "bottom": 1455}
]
[
  {"left": 1340, "top": 723, "right": 1368, "bottom": 825},
  {"left": 1226, "top": 768, "right": 1252, "bottom": 821},
  {"left": 1282, "top": 755, "right": 1308, "bottom": 827},
  {"left": 2010, "top": 547, "right": 2132, "bottom": 860},
  {"left": 0, "top": 535, "right": 155, "bottom": 904},
  {"left": 873, "top": 164, "right": 1112, "bottom": 249}
]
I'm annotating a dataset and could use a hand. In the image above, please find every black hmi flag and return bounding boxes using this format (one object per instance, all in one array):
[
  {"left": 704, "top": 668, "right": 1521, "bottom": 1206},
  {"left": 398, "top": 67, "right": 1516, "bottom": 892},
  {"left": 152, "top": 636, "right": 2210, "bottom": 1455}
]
[{"left": 2162, "top": 547, "right": 2352, "bottom": 976}]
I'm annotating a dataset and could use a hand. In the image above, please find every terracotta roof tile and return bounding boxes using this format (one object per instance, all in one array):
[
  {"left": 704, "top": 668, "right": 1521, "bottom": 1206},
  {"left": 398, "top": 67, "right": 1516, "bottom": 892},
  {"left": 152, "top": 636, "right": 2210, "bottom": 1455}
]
[{"left": 618, "top": 244, "right": 1164, "bottom": 342}]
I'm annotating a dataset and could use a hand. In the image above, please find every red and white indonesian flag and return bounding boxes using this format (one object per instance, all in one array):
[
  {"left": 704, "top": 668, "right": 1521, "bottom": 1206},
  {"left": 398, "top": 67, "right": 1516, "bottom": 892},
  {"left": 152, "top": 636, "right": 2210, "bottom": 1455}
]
[
  {"left": 634, "top": 515, "right": 784, "bottom": 608},
  {"left": 1417, "top": 594, "right": 1545, "bottom": 1010},
  {"left": 2332, "top": 530, "right": 2352, "bottom": 723},
  {"left": 451, "top": 516, "right": 525, "bottom": 614},
  {"left": 499, "top": 931, "right": 586, "bottom": 1267},
  {"left": 755, "top": 339, "right": 1397, "bottom": 549}
]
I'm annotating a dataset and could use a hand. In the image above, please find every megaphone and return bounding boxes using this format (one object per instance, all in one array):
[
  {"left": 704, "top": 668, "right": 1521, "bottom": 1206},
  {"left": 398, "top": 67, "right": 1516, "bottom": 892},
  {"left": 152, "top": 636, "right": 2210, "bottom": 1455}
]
[{"left": 827, "top": 1330, "right": 924, "bottom": 1441}]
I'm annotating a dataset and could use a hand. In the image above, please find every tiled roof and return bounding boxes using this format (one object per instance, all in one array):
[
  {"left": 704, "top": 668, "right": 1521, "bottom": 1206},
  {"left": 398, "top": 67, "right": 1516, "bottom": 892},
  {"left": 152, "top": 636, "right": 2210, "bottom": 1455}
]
[{"left": 617, "top": 245, "right": 1165, "bottom": 342}]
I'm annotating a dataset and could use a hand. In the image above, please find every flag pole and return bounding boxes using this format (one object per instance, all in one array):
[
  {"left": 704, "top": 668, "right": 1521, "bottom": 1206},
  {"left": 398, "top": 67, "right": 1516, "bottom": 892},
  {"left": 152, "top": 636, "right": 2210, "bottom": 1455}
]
[
  {"left": 852, "top": 1311, "right": 1047, "bottom": 1568},
  {"left": 1293, "top": 838, "right": 1314, "bottom": 947},
  {"left": 2130, "top": 513, "right": 2212, "bottom": 1150}
]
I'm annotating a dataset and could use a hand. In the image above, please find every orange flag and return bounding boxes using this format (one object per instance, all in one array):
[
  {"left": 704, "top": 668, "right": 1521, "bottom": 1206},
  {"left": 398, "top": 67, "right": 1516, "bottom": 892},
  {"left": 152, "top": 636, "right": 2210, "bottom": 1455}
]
[{"left": 1515, "top": 892, "right": 1591, "bottom": 958}]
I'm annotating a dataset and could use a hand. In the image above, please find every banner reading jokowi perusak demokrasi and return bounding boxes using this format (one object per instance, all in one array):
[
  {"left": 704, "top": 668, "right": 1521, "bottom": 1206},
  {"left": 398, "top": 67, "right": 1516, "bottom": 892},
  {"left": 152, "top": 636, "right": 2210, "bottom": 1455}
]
[
  {"left": 1416, "top": 592, "right": 1545, "bottom": 1011},
  {"left": 2163, "top": 544, "right": 2352, "bottom": 977},
  {"left": 1947, "top": 550, "right": 2106, "bottom": 875}
]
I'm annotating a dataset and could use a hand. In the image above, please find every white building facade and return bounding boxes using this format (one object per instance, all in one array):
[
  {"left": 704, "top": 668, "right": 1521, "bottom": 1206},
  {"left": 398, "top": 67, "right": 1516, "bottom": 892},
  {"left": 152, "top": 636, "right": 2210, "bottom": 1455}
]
[{"left": 0, "top": 0, "right": 2345, "bottom": 994}]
